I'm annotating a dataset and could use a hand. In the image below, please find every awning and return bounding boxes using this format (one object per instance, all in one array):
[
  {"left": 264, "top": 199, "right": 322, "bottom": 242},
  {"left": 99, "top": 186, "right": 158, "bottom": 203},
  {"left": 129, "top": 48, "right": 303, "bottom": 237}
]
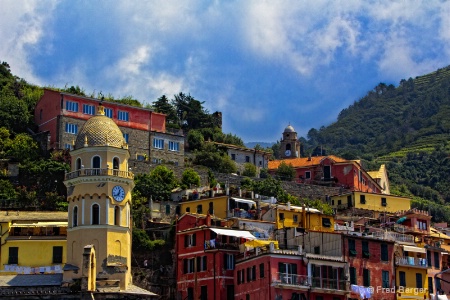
[
  {"left": 210, "top": 228, "right": 256, "bottom": 240},
  {"left": 245, "top": 240, "right": 279, "bottom": 249},
  {"left": 10, "top": 221, "right": 67, "bottom": 228},
  {"left": 231, "top": 198, "right": 256, "bottom": 206},
  {"left": 403, "top": 245, "right": 426, "bottom": 253}
]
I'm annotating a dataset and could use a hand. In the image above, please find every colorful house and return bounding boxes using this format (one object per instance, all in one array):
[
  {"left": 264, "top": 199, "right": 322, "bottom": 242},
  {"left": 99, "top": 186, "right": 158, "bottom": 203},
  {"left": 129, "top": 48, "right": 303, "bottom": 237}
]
[
  {"left": 176, "top": 213, "right": 256, "bottom": 300},
  {"left": 268, "top": 155, "right": 382, "bottom": 193},
  {"left": 330, "top": 191, "right": 411, "bottom": 214}
]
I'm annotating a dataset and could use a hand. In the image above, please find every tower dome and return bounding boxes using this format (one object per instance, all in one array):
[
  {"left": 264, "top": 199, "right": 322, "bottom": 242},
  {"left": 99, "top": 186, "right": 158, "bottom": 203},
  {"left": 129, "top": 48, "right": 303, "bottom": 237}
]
[
  {"left": 284, "top": 124, "right": 295, "bottom": 133},
  {"left": 74, "top": 105, "right": 125, "bottom": 149}
]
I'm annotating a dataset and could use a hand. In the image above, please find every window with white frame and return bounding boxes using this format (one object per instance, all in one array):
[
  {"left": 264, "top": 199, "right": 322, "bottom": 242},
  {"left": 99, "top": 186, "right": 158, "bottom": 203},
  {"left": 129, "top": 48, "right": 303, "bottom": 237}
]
[
  {"left": 118, "top": 111, "right": 129, "bottom": 121},
  {"left": 224, "top": 253, "right": 234, "bottom": 270},
  {"left": 123, "top": 133, "right": 129, "bottom": 143},
  {"left": 65, "top": 123, "right": 78, "bottom": 134},
  {"left": 185, "top": 234, "right": 196, "bottom": 247},
  {"left": 184, "top": 258, "right": 195, "bottom": 274},
  {"left": 83, "top": 104, "right": 95, "bottom": 115},
  {"left": 153, "top": 138, "right": 164, "bottom": 149},
  {"left": 104, "top": 107, "right": 113, "bottom": 118},
  {"left": 169, "top": 141, "right": 179, "bottom": 151},
  {"left": 66, "top": 101, "right": 79, "bottom": 112}
]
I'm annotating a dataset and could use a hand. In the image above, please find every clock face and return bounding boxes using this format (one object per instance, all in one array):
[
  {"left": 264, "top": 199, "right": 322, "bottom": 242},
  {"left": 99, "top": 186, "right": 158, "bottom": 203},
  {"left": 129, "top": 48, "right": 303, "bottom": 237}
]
[
  {"left": 285, "top": 150, "right": 291, "bottom": 156},
  {"left": 112, "top": 185, "right": 125, "bottom": 202}
]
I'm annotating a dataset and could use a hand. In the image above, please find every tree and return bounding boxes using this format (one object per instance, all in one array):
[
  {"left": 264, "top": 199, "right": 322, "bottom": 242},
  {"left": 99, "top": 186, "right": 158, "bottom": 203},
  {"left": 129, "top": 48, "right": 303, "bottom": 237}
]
[
  {"left": 242, "top": 163, "right": 257, "bottom": 177},
  {"left": 172, "top": 92, "right": 215, "bottom": 130},
  {"left": 153, "top": 95, "right": 178, "bottom": 127},
  {"left": 7, "top": 133, "right": 39, "bottom": 162},
  {"left": 275, "top": 161, "right": 295, "bottom": 181},
  {"left": 253, "top": 176, "right": 284, "bottom": 199},
  {"left": 0, "top": 91, "right": 30, "bottom": 133},
  {"left": 187, "top": 129, "right": 204, "bottom": 151},
  {"left": 0, "top": 179, "right": 16, "bottom": 200},
  {"left": 193, "top": 143, "right": 237, "bottom": 174},
  {"left": 181, "top": 168, "right": 201, "bottom": 189},
  {"left": 134, "top": 166, "right": 179, "bottom": 202}
]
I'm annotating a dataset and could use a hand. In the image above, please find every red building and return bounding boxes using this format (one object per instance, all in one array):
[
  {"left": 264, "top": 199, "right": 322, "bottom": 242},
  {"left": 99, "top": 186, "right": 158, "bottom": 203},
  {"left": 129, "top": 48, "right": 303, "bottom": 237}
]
[
  {"left": 268, "top": 155, "right": 382, "bottom": 193},
  {"left": 343, "top": 234, "right": 396, "bottom": 300},
  {"left": 34, "top": 88, "right": 185, "bottom": 166},
  {"left": 176, "top": 213, "right": 255, "bottom": 300}
]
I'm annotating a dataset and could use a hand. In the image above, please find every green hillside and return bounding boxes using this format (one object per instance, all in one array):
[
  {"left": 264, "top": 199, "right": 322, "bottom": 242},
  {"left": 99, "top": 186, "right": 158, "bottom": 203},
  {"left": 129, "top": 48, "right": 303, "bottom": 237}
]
[{"left": 304, "top": 65, "right": 450, "bottom": 220}]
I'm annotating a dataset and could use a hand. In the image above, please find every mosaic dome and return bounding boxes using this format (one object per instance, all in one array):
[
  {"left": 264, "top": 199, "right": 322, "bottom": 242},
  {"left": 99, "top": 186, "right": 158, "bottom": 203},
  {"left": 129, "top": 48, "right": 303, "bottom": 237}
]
[{"left": 74, "top": 107, "right": 125, "bottom": 149}]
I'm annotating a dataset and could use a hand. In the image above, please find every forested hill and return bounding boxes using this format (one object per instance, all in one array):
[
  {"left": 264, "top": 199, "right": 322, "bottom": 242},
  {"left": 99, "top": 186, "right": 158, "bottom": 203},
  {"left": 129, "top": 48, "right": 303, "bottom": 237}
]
[
  {"left": 305, "top": 65, "right": 450, "bottom": 159},
  {"left": 303, "top": 65, "right": 450, "bottom": 221}
]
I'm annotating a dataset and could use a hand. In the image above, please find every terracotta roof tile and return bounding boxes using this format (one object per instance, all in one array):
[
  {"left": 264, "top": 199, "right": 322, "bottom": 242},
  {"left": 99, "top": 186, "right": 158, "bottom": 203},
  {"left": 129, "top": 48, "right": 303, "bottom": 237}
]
[{"left": 268, "top": 155, "right": 348, "bottom": 170}]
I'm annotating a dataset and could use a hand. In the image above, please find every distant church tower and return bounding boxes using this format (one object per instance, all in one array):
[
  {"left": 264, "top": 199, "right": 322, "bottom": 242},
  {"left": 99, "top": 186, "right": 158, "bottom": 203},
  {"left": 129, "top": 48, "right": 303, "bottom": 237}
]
[
  {"left": 280, "top": 124, "right": 301, "bottom": 159},
  {"left": 63, "top": 104, "right": 134, "bottom": 291}
]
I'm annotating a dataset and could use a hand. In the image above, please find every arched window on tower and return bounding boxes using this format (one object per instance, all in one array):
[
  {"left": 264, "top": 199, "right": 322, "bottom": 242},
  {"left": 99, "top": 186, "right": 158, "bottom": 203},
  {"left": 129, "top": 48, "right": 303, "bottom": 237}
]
[
  {"left": 113, "top": 157, "right": 119, "bottom": 176},
  {"left": 92, "top": 204, "right": 100, "bottom": 225},
  {"left": 286, "top": 143, "right": 292, "bottom": 151},
  {"left": 76, "top": 158, "right": 82, "bottom": 170},
  {"left": 73, "top": 206, "right": 78, "bottom": 227},
  {"left": 114, "top": 206, "right": 120, "bottom": 226},
  {"left": 92, "top": 156, "right": 101, "bottom": 175}
]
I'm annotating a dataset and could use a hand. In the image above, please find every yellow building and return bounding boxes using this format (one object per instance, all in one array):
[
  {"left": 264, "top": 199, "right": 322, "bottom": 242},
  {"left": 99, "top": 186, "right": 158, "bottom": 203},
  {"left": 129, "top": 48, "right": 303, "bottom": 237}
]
[
  {"left": 179, "top": 195, "right": 233, "bottom": 219},
  {"left": 331, "top": 191, "right": 411, "bottom": 214},
  {"left": 0, "top": 211, "right": 67, "bottom": 274},
  {"left": 394, "top": 244, "right": 430, "bottom": 299},
  {"left": 63, "top": 104, "right": 134, "bottom": 291}
]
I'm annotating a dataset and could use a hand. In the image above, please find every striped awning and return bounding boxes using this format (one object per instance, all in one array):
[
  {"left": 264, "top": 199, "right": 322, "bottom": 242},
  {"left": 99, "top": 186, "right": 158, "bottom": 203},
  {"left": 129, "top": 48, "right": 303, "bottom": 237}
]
[{"left": 210, "top": 228, "right": 256, "bottom": 240}]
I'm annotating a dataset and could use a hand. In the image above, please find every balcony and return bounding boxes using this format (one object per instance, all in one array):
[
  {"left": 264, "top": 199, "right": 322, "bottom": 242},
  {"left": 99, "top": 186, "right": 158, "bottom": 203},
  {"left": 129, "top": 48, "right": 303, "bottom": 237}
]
[
  {"left": 395, "top": 256, "right": 428, "bottom": 268},
  {"left": 371, "top": 231, "right": 414, "bottom": 243},
  {"left": 204, "top": 240, "right": 239, "bottom": 251},
  {"left": 65, "top": 168, "right": 134, "bottom": 180},
  {"left": 393, "top": 223, "right": 429, "bottom": 235},
  {"left": 228, "top": 208, "right": 257, "bottom": 220},
  {"left": 272, "top": 273, "right": 348, "bottom": 292}
]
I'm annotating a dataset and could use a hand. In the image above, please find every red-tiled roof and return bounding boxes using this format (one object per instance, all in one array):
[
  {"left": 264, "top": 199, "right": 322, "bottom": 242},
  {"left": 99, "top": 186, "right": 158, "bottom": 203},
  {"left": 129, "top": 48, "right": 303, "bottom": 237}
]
[{"left": 268, "top": 155, "right": 348, "bottom": 170}]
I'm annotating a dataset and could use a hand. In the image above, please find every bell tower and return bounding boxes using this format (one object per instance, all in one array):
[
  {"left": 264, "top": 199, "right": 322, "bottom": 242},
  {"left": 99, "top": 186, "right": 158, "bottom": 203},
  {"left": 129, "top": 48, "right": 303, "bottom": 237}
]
[
  {"left": 280, "top": 124, "right": 301, "bottom": 159},
  {"left": 63, "top": 104, "right": 134, "bottom": 290}
]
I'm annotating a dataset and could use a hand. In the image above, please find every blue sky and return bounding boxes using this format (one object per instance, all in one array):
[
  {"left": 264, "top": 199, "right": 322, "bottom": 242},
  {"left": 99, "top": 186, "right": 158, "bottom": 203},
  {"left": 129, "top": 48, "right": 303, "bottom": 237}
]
[{"left": 2, "top": 1, "right": 450, "bottom": 143}]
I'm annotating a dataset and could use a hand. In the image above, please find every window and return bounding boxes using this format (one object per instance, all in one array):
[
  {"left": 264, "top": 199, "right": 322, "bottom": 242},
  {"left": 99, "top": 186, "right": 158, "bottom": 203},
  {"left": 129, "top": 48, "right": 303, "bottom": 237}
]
[
  {"left": 434, "top": 251, "right": 440, "bottom": 268},
  {"left": 349, "top": 267, "right": 356, "bottom": 285},
  {"left": 231, "top": 154, "right": 236, "bottom": 160},
  {"left": 427, "top": 250, "right": 432, "bottom": 267},
  {"left": 40, "top": 109, "right": 43, "bottom": 120},
  {"left": 348, "top": 239, "right": 356, "bottom": 256},
  {"left": 136, "top": 154, "right": 145, "bottom": 161},
  {"left": 118, "top": 111, "right": 129, "bottom": 121},
  {"left": 279, "top": 213, "right": 285, "bottom": 220},
  {"left": 65, "top": 123, "right": 78, "bottom": 134},
  {"left": 197, "top": 256, "right": 207, "bottom": 272},
  {"left": 305, "top": 171, "right": 311, "bottom": 179},
  {"left": 360, "top": 194, "right": 366, "bottom": 204},
  {"left": 197, "top": 204, "right": 203, "bottom": 214},
  {"left": 114, "top": 206, "right": 120, "bottom": 226},
  {"left": 429, "top": 277, "right": 433, "bottom": 294},
  {"left": 314, "top": 246, "right": 320, "bottom": 254},
  {"left": 260, "top": 263, "right": 265, "bottom": 278},
  {"left": 399, "top": 271, "right": 406, "bottom": 287},
  {"left": 293, "top": 215, "right": 298, "bottom": 223},
  {"left": 185, "top": 234, "right": 196, "bottom": 247},
  {"left": 252, "top": 265, "right": 256, "bottom": 281},
  {"left": 278, "top": 262, "right": 297, "bottom": 284},
  {"left": 186, "top": 207, "right": 190, "bottom": 213},
  {"left": 362, "top": 241, "right": 370, "bottom": 258},
  {"left": 322, "top": 217, "right": 331, "bottom": 228},
  {"left": 83, "top": 104, "right": 95, "bottom": 115},
  {"left": 224, "top": 253, "right": 234, "bottom": 270},
  {"left": 245, "top": 156, "right": 250, "bottom": 163},
  {"left": 415, "top": 273, "right": 422, "bottom": 288},
  {"left": 92, "top": 204, "right": 100, "bottom": 225},
  {"left": 66, "top": 100, "right": 79, "bottom": 112},
  {"left": 53, "top": 246, "right": 63, "bottom": 263},
  {"left": 382, "top": 270, "right": 389, "bottom": 288},
  {"left": 381, "top": 197, "right": 387, "bottom": 206},
  {"left": 64, "top": 143, "right": 73, "bottom": 150},
  {"left": 166, "top": 204, "right": 170, "bottom": 215},
  {"left": 200, "top": 285, "right": 207, "bottom": 300},
  {"left": 92, "top": 156, "right": 101, "bottom": 168},
  {"left": 153, "top": 138, "right": 164, "bottom": 149},
  {"left": 363, "top": 268, "right": 370, "bottom": 287},
  {"left": 73, "top": 206, "right": 78, "bottom": 227},
  {"left": 169, "top": 141, "right": 180, "bottom": 151},
  {"left": 183, "top": 258, "right": 195, "bottom": 273},
  {"left": 104, "top": 107, "right": 113, "bottom": 118},
  {"left": 8, "top": 247, "right": 18, "bottom": 264},
  {"left": 381, "top": 244, "right": 388, "bottom": 261},
  {"left": 247, "top": 267, "right": 252, "bottom": 282},
  {"left": 187, "top": 287, "right": 194, "bottom": 300},
  {"left": 123, "top": 133, "right": 129, "bottom": 143}
]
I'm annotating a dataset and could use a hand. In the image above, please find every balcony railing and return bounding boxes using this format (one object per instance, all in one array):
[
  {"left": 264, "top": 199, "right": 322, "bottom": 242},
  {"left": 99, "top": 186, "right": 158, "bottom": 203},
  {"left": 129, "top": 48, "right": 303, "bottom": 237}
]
[
  {"left": 395, "top": 256, "right": 428, "bottom": 267},
  {"left": 273, "top": 273, "right": 347, "bottom": 291},
  {"left": 371, "top": 231, "right": 414, "bottom": 243},
  {"left": 65, "top": 168, "right": 134, "bottom": 180}
]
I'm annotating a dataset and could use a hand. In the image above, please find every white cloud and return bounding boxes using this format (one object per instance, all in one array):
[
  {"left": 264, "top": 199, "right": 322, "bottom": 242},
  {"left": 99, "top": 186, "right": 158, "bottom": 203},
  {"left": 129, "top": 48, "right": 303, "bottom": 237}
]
[{"left": 0, "top": 1, "right": 57, "bottom": 84}]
